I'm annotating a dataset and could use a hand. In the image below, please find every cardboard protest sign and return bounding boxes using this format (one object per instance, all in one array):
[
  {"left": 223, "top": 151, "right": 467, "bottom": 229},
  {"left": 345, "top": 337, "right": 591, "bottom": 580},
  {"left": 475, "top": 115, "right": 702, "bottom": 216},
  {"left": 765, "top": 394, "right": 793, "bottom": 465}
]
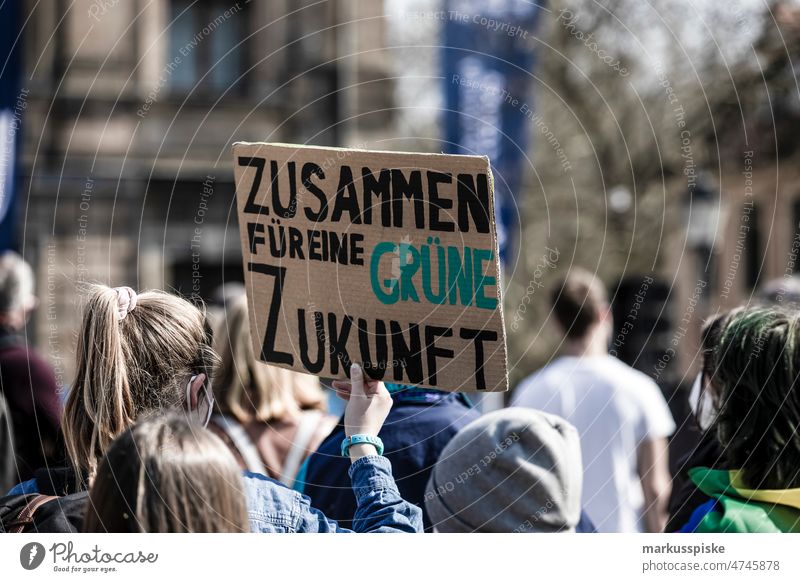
[{"left": 233, "top": 142, "right": 508, "bottom": 391}]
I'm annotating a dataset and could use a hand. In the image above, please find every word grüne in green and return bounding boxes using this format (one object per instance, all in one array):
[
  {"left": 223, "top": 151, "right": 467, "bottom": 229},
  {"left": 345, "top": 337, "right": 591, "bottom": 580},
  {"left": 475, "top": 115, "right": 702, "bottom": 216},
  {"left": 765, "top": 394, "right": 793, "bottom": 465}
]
[{"left": 370, "top": 237, "right": 497, "bottom": 310}]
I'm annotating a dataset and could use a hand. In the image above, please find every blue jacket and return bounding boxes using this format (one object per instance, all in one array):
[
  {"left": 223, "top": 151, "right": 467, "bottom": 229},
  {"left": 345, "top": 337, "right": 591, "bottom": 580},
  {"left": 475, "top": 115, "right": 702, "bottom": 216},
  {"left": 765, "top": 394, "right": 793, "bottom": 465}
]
[
  {"left": 298, "top": 391, "right": 480, "bottom": 531},
  {"left": 7, "top": 456, "right": 422, "bottom": 533},
  {"left": 245, "top": 456, "right": 420, "bottom": 532}
]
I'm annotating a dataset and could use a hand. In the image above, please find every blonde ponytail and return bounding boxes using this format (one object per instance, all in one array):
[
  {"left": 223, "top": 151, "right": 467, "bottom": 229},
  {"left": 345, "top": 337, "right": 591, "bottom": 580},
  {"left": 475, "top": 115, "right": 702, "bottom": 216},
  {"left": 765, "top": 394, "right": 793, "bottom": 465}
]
[{"left": 63, "top": 285, "right": 217, "bottom": 487}]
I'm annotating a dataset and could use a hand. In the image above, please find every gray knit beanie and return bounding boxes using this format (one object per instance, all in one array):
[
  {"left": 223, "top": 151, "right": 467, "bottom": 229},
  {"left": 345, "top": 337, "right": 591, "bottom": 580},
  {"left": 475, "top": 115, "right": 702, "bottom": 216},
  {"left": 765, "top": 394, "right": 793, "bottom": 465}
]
[{"left": 424, "top": 407, "right": 582, "bottom": 532}]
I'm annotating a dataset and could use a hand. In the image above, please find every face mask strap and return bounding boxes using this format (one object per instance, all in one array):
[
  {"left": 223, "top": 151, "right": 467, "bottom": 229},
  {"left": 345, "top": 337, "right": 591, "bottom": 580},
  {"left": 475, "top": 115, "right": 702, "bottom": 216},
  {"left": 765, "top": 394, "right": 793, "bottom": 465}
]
[
  {"left": 689, "top": 371, "right": 717, "bottom": 432},
  {"left": 185, "top": 375, "right": 214, "bottom": 428}
]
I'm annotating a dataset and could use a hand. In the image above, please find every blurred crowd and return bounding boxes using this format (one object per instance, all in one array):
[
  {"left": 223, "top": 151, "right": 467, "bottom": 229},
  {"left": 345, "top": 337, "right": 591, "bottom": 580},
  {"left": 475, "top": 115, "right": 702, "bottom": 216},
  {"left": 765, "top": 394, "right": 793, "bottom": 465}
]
[{"left": 1, "top": 250, "right": 799, "bottom": 533}]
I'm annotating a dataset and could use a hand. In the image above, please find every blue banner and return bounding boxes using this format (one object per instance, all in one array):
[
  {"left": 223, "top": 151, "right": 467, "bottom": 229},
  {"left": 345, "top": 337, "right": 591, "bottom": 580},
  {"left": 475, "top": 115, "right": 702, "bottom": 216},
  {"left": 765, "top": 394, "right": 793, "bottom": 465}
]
[
  {"left": 0, "top": 0, "right": 23, "bottom": 251},
  {"left": 442, "top": 0, "right": 544, "bottom": 266}
]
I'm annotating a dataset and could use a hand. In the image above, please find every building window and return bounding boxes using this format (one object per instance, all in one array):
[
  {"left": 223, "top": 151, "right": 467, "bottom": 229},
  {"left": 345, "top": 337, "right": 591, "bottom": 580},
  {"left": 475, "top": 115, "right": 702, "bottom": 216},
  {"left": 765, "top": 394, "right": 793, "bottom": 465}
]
[{"left": 168, "top": 0, "right": 247, "bottom": 95}]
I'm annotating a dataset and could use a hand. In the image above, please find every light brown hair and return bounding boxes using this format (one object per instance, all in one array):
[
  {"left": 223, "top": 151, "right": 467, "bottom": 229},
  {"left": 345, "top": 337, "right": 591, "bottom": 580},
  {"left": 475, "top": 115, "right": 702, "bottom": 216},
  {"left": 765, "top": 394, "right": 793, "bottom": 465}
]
[
  {"left": 84, "top": 414, "right": 248, "bottom": 532},
  {"left": 213, "top": 293, "right": 325, "bottom": 423},
  {"left": 551, "top": 268, "right": 608, "bottom": 339},
  {"left": 63, "top": 285, "right": 217, "bottom": 487}
]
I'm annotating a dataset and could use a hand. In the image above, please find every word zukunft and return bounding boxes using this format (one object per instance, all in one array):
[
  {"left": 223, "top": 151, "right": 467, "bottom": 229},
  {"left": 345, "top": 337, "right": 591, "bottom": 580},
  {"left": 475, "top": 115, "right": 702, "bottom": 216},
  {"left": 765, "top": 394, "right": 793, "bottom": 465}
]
[{"left": 248, "top": 262, "right": 498, "bottom": 390}]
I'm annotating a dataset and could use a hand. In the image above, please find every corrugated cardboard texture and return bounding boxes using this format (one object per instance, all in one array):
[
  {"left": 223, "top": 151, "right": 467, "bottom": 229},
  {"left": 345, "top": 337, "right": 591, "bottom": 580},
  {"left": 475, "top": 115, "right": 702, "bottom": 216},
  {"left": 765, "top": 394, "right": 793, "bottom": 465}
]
[{"left": 233, "top": 142, "right": 508, "bottom": 392}]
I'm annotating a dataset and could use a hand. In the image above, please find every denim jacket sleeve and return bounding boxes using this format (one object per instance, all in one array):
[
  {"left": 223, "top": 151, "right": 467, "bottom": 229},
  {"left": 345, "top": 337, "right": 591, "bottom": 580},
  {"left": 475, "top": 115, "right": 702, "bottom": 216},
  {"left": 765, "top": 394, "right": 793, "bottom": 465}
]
[
  {"left": 346, "top": 455, "right": 420, "bottom": 532},
  {"left": 299, "top": 455, "right": 421, "bottom": 533},
  {"left": 244, "top": 456, "right": 421, "bottom": 533}
]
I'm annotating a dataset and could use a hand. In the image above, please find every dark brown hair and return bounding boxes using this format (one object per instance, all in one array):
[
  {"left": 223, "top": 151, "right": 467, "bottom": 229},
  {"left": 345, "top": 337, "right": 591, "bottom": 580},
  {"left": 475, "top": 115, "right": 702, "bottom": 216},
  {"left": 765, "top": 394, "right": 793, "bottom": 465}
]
[
  {"left": 700, "top": 312, "right": 734, "bottom": 388},
  {"left": 714, "top": 307, "right": 800, "bottom": 489},
  {"left": 550, "top": 268, "right": 607, "bottom": 339},
  {"left": 84, "top": 414, "right": 248, "bottom": 533}
]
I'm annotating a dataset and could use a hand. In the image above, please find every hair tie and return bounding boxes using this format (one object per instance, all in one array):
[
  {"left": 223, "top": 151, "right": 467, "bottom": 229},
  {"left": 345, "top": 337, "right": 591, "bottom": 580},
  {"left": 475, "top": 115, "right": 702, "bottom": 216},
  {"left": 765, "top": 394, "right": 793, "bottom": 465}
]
[{"left": 114, "top": 286, "right": 138, "bottom": 320}]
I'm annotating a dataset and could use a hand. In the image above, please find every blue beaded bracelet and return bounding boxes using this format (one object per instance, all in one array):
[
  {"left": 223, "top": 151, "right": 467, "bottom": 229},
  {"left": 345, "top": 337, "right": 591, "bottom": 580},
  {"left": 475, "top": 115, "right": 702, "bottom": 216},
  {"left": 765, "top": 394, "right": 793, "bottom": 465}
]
[{"left": 341, "top": 434, "right": 384, "bottom": 457}]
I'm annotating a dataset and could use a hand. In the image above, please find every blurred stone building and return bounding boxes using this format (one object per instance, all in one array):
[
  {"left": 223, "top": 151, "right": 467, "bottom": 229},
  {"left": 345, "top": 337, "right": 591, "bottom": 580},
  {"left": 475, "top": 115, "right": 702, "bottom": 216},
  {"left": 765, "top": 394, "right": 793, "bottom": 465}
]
[
  {"left": 19, "top": 0, "right": 393, "bottom": 382},
  {"left": 19, "top": 0, "right": 800, "bottom": 397}
]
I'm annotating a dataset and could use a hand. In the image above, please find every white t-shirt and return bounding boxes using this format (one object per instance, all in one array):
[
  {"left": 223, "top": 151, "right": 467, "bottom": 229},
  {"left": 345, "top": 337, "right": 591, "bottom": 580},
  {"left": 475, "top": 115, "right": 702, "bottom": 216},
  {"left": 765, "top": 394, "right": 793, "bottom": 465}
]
[{"left": 512, "top": 355, "right": 675, "bottom": 532}]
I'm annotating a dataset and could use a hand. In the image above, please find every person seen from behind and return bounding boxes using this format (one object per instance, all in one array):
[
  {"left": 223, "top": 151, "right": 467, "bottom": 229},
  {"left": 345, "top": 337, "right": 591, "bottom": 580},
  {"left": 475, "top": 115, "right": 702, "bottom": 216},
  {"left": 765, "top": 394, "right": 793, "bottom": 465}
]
[
  {"left": 298, "top": 381, "right": 479, "bottom": 531},
  {"left": 210, "top": 293, "right": 336, "bottom": 488},
  {"left": 680, "top": 307, "right": 800, "bottom": 532},
  {"left": 84, "top": 414, "right": 249, "bottom": 532},
  {"left": 425, "top": 408, "right": 583, "bottom": 532},
  {"left": 0, "top": 251, "right": 62, "bottom": 485},
  {"left": 513, "top": 268, "right": 675, "bottom": 532},
  {"left": 1, "top": 284, "right": 421, "bottom": 533}
]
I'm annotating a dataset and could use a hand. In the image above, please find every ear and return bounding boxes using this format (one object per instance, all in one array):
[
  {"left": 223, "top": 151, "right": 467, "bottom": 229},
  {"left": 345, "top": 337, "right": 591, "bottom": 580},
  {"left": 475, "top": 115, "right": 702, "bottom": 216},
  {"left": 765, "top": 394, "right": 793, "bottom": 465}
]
[{"left": 188, "top": 373, "right": 206, "bottom": 411}]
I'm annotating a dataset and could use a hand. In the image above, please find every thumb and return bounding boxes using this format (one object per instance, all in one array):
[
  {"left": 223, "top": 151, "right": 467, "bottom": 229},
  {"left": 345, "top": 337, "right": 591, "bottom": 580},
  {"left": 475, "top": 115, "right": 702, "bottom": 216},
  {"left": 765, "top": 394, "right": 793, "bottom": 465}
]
[{"left": 349, "top": 363, "right": 365, "bottom": 396}]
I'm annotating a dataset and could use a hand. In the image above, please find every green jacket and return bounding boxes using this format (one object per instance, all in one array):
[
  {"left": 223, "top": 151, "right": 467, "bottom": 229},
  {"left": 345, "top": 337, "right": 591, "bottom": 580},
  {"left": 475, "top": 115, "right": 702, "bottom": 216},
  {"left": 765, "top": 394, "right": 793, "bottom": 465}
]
[{"left": 684, "top": 467, "right": 800, "bottom": 533}]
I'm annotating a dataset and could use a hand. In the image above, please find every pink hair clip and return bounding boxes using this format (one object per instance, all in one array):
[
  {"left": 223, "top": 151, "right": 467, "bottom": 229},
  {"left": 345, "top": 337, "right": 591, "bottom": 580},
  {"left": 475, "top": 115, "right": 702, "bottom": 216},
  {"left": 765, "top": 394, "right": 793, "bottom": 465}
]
[{"left": 114, "top": 286, "right": 138, "bottom": 320}]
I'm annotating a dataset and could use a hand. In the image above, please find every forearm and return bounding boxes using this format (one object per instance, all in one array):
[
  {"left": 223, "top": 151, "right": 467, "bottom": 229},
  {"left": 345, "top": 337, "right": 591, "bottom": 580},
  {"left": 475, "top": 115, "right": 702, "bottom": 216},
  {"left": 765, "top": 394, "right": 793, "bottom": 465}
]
[
  {"left": 638, "top": 438, "right": 671, "bottom": 533},
  {"left": 642, "top": 486, "right": 669, "bottom": 533}
]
